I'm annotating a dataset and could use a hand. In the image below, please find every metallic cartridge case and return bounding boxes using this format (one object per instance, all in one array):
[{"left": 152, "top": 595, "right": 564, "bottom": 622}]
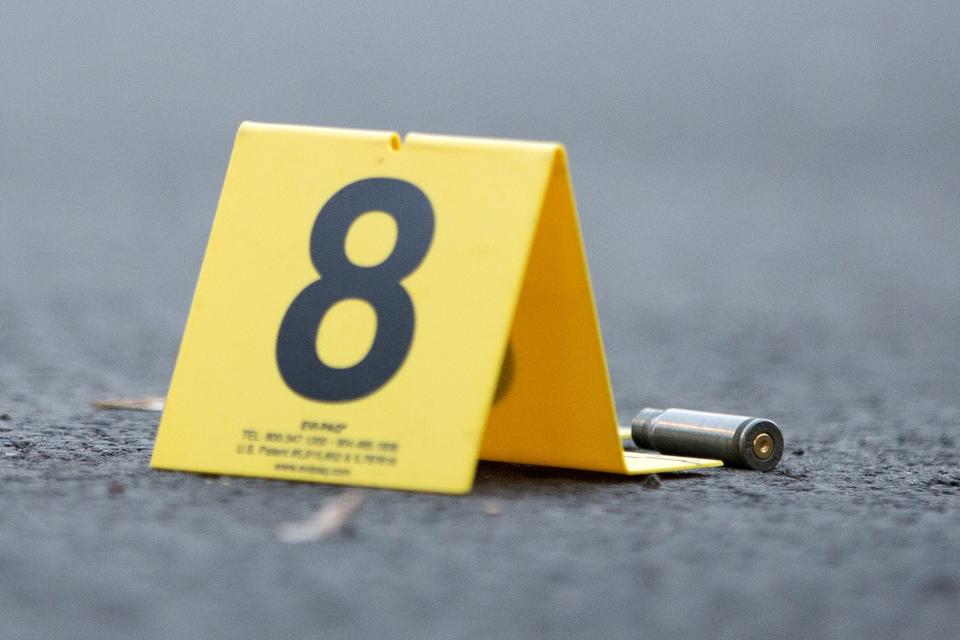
[{"left": 629, "top": 407, "right": 783, "bottom": 471}]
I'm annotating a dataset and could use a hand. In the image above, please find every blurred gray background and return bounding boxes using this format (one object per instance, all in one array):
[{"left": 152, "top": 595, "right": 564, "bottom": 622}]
[{"left": 1, "top": 2, "right": 958, "bottom": 639}]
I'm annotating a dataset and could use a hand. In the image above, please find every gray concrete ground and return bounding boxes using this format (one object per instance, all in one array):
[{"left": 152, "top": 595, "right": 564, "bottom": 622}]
[{"left": 1, "top": 3, "right": 958, "bottom": 639}]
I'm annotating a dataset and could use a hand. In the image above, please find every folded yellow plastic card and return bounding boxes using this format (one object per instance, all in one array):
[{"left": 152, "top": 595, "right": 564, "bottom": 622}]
[{"left": 150, "top": 123, "right": 721, "bottom": 493}]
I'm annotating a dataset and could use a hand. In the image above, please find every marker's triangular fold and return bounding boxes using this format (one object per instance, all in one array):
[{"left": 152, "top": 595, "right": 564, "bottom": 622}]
[{"left": 480, "top": 148, "right": 721, "bottom": 475}]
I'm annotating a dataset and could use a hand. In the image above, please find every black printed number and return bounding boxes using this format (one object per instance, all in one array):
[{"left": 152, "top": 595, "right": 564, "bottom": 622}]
[{"left": 276, "top": 178, "right": 435, "bottom": 402}]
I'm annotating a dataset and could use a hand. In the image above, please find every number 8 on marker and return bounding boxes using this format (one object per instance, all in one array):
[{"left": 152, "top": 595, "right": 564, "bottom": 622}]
[{"left": 276, "top": 178, "right": 435, "bottom": 402}]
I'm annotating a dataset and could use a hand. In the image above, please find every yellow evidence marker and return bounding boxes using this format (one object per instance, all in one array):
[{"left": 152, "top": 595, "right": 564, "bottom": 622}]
[{"left": 150, "top": 123, "right": 721, "bottom": 493}]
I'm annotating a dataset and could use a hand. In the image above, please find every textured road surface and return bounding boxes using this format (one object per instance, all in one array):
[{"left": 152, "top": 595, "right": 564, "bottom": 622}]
[
  {"left": 2, "top": 3, "right": 958, "bottom": 639},
  {"left": 2, "top": 309, "right": 958, "bottom": 639}
]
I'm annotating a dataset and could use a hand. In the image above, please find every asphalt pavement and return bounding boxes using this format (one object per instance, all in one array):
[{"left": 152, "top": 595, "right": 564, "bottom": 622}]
[{"left": 2, "top": 303, "right": 958, "bottom": 639}]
